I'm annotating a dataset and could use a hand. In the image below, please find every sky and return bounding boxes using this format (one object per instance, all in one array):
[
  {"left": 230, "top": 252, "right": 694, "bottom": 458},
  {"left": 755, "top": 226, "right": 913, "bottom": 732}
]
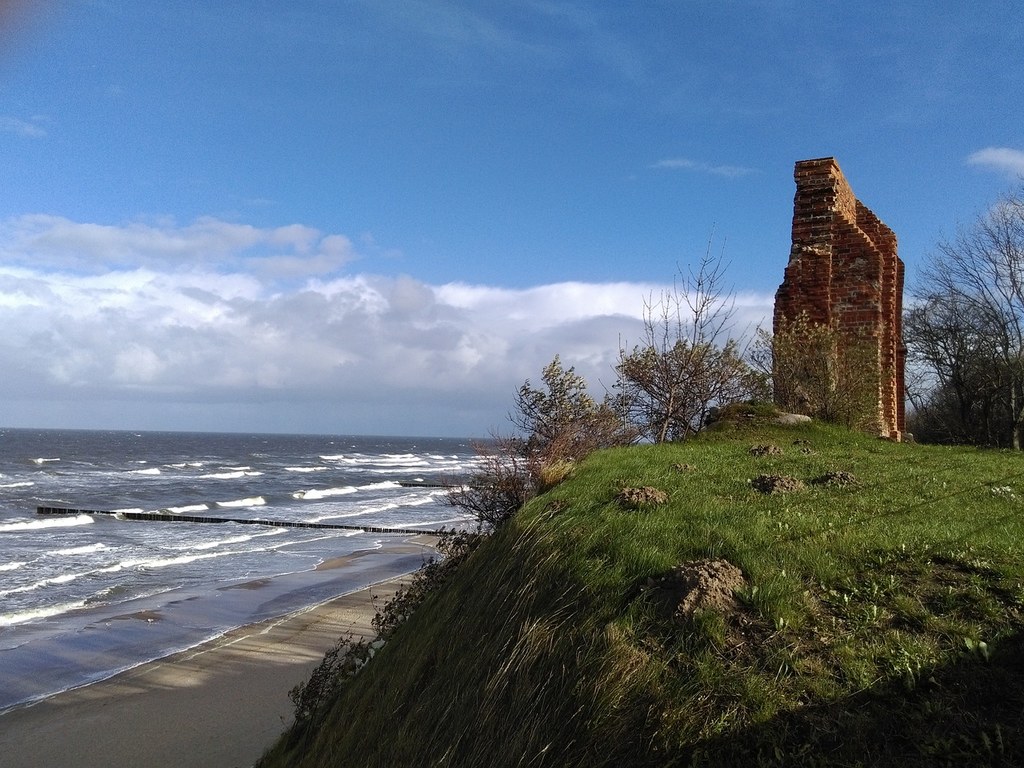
[{"left": 0, "top": 1, "right": 1022, "bottom": 437}]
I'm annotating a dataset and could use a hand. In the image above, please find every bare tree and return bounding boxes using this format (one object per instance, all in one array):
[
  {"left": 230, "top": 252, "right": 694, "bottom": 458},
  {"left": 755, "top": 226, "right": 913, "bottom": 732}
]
[
  {"left": 446, "top": 435, "right": 535, "bottom": 532},
  {"left": 908, "top": 187, "right": 1024, "bottom": 448},
  {"left": 904, "top": 295, "right": 1006, "bottom": 445},
  {"left": 616, "top": 240, "right": 766, "bottom": 442}
]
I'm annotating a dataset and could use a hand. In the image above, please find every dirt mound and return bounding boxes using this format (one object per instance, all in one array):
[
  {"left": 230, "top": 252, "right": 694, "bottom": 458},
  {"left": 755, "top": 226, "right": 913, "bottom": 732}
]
[
  {"left": 752, "top": 474, "right": 804, "bottom": 494},
  {"left": 812, "top": 470, "right": 858, "bottom": 487},
  {"left": 748, "top": 444, "right": 783, "bottom": 457},
  {"left": 649, "top": 559, "right": 748, "bottom": 621},
  {"left": 616, "top": 486, "right": 669, "bottom": 509}
]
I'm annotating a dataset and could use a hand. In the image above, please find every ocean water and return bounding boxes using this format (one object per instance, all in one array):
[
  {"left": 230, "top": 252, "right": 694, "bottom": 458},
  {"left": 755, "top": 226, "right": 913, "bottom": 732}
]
[{"left": 0, "top": 428, "right": 480, "bottom": 712}]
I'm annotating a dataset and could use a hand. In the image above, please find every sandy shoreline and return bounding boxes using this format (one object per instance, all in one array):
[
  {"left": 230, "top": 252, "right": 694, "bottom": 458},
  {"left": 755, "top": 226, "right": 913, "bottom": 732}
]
[{"left": 0, "top": 571, "right": 414, "bottom": 768}]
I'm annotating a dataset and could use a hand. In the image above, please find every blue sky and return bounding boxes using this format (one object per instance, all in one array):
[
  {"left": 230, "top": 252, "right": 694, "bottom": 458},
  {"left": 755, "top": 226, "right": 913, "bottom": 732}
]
[{"left": 0, "top": 1, "right": 1021, "bottom": 436}]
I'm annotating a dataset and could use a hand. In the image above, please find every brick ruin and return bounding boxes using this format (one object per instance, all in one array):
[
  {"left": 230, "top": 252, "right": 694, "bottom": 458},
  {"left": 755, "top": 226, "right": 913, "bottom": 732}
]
[{"left": 773, "top": 157, "right": 905, "bottom": 439}]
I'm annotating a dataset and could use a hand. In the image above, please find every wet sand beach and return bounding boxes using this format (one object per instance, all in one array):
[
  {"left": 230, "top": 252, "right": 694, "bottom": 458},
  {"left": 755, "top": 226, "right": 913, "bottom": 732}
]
[{"left": 0, "top": 574, "right": 410, "bottom": 768}]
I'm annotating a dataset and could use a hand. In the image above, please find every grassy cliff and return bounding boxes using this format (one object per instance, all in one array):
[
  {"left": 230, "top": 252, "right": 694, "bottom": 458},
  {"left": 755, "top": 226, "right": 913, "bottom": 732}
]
[{"left": 260, "top": 417, "right": 1024, "bottom": 766}]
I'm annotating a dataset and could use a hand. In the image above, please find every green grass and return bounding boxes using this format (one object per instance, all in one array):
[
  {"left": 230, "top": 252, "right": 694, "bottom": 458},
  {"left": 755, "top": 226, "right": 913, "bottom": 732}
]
[{"left": 259, "top": 419, "right": 1024, "bottom": 767}]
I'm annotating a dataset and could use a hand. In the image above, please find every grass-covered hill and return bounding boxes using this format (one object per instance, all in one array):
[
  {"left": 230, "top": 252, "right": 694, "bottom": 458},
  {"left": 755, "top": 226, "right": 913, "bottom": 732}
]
[{"left": 260, "top": 414, "right": 1024, "bottom": 767}]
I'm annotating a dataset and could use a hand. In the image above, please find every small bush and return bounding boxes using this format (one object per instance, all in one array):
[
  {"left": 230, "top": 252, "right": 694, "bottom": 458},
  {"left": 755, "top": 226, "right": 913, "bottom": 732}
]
[
  {"left": 447, "top": 437, "right": 534, "bottom": 532},
  {"left": 371, "top": 529, "right": 480, "bottom": 639},
  {"left": 287, "top": 529, "right": 481, "bottom": 730},
  {"left": 536, "top": 459, "right": 575, "bottom": 492},
  {"left": 288, "top": 636, "right": 373, "bottom": 726}
]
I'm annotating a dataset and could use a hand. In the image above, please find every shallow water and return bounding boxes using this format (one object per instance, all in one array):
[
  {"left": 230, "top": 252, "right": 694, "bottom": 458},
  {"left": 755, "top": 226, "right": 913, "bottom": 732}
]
[{"left": 0, "top": 428, "right": 479, "bottom": 711}]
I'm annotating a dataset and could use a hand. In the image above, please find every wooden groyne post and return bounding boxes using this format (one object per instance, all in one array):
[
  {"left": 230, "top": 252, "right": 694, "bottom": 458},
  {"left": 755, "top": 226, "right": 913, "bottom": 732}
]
[{"left": 36, "top": 506, "right": 443, "bottom": 536}]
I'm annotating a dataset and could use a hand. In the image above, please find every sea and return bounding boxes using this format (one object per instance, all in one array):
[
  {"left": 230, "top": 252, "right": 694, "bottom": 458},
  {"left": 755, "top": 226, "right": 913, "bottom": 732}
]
[{"left": 0, "top": 427, "right": 481, "bottom": 713}]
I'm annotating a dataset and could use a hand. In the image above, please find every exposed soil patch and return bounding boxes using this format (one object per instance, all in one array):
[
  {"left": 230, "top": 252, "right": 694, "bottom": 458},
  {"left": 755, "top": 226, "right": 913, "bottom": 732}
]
[
  {"left": 749, "top": 444, "right": 783, "bottom": 457},
  {"left": 671, "top": 463, "right": 696, "bottom": 473},
  {"left": 617, "top": 486, "right": 669, "bottom": 509},
  {"left": 752, "top": 474, "right": 805, "bottom": 494},
  {"left": 811, "top": 470, "right": 859, "bottom": 487},
  {"left": 648, "top": 558, "right": 748, "bottom": 621}
]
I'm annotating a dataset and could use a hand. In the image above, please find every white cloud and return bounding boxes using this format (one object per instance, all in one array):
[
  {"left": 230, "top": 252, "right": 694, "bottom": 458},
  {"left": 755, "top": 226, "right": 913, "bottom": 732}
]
[
  {"left": 435, "top": 281, "right": 655, "bottom": 331},
  {"left": 0, "top": 215, "right": 774, "bottom": 435},
  {"left": 967, "top": 147, "right": 1024, "bottom": 178},
  {"left": 0, "top": 116, "right": 47, "bottom": 138},
  {"left": 651, "top": 157, "right": 758, "bottom": 178},
  {"left": 0, "top": 215, "right": 356, "bottom": 276}
]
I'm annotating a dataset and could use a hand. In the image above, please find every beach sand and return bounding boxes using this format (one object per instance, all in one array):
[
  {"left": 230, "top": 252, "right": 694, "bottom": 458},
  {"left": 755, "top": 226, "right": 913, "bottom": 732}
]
[{"left": 0, "top": 574, "right": 411, "bottom": 768}]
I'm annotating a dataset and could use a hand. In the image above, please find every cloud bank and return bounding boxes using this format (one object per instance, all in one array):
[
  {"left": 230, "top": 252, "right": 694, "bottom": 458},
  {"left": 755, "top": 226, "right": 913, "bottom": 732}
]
[
  {"left": 0, "top": 216, "right": 772, "bottom": 436},
  {"left": 967, "top": 147, "right": 1024, "bottom": 178}
]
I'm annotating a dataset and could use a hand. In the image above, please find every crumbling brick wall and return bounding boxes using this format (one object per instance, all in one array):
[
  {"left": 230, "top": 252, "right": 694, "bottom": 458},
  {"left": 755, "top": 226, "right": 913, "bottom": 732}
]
[{"left": 774, "top": 157, "right": 905, "bottom": 439}]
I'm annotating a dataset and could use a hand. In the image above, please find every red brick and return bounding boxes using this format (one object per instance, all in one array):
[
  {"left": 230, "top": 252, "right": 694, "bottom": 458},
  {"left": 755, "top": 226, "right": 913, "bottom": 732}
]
[{"left": 773, "top": 157, "right": 905, "bottom": 438}]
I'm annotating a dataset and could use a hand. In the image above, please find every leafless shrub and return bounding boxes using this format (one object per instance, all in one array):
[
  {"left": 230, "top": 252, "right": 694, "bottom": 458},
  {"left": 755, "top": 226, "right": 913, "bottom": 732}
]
[{"left": 616, "top": 239, "right": 768, "bottom": 443}]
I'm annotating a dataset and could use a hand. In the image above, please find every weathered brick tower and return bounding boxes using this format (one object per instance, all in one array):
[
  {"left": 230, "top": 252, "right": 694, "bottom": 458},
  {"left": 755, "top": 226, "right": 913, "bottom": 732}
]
[{"left": 774, "top": 157, "right": 905, "bottom": 439}]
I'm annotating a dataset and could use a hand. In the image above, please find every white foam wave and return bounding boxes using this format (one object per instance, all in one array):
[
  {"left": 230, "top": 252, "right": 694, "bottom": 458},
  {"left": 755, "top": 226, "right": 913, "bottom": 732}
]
[
  {"left": 306, "top": 487, "right": 448, "bottom": 522},
  {"left": 105, "top": 547, "right": 256, "bottom": 571},
  {"left": 130, "top": 467, "right": 161, "bottom": 475},
  {"left": 292, "top": 486, "right": 357, "bottom": 500},
  {"left": 31, "top": 457, "right": 60, "bottom": 465},
  {"left": 190, "top": 533, "right": 255, "bottom": 550},
  {"left": 309, "top": 508, "right": 378, "bottom": 522},
  {"left": 0, "top": 561, "right": 27, "bottom": 572},
  {"left": 201, "top": 470, "right": 263, "bottom": 479},
  {"left": 51, "top": 543, "right": 109, "bottom": 556},
  {"left": 0, "top": 571, "right": 85, "bottom": 598},
  {"left": 359, "top": 480, "right": 403, "bottom": 491},
  {"left": 330, "top": 453, "right": 435, "bottom": 469},
  {"left": 359, "top": 501, "right": 405, "bottom": 515},
  {"left": 293, "top": 480, "right": 403, "bottom": 501},
  {"left": 215, "top": 496, "right": 266, "bottom": 508},
  {"left": 404, "top": 494, "right": 440, "bottom": 508},
  {"left": 376, "top": 454, "right": 430, "bottom": 465},
  {"left": 181, "top": 529, "right": 283, "bottom": 551},
  {"left": 0, "top": 515, "right": 94, "bottom": 532},
  {"left": 324, "top": 453, "right": 422, "bottom": 467},
  {"left": 0, "top": 600, "right": 88, "bottom": 627},
  {"left": 285, "top": 466, "right": 327, "bottom": 473},
  {"left": 0, "top": 481, "right": 34, "bottom": 489},
  {"left": 161, "top": 504, "right": 210, "bottom": 514}
]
